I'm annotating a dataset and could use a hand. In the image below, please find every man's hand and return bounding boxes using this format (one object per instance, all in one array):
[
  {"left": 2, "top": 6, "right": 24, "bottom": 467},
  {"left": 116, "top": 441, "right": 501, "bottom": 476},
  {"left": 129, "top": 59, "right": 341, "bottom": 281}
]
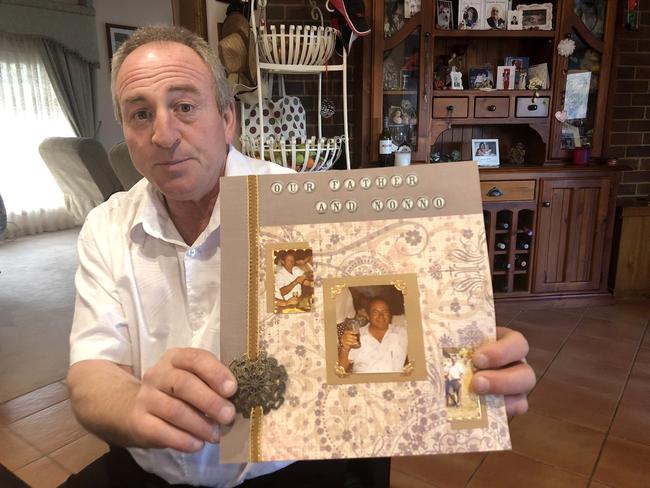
[
  {"left": 339, "top": 330, "right": 358, "bottom": 352},
  {"left": 129, "top": 348, "right": 237, "bottom": 452},
  {"left": 471, "top": 327, "right": 536, "bottom": 417}
]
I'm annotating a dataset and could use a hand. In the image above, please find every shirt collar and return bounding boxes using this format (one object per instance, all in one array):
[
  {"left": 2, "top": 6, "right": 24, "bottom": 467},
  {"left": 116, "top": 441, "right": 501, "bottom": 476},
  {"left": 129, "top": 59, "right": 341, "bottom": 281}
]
[{"left": 131, "top": 145, "right": 248, "bottom": 247}]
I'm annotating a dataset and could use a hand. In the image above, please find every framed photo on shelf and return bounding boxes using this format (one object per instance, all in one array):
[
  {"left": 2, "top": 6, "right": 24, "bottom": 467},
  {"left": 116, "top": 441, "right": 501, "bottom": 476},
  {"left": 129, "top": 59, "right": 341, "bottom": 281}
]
[
  {"left": 105, "top": 23, "right": 137, "bottom": 61},
  {"left": 469, "top": 66, "right": 494, "bottom": 89},
  {"left": 484, "top": 1, "right": 507, "bottom": 30},
  {"left": 458, "top": 0, "right": 482, "bottom": 30},
  {"left": 437, "top": 0, "right": 453, "bottom": 29},
  {"left": 472, "top": 139, "right": 500, "bottom": 167},
  {"left": 527, "top": 63, "right": 549, "bottom": 89},
  {"left": 507, "top": 10, "right": 522, "bottom": 30},
  {"left": 496, "top": 66, "right": 516, "bottom": 90},
  {"left": 405, "top": 0, "right": 422, "bottom": 19},
  {"left": 517, "top": 3, "right": 553, "bottom": 30},
  {"left": 504, "top": 56, "right": 529, "bottom": 85},
  {"left": 450, "top": 71, "right": 464, "bottom": 89}
]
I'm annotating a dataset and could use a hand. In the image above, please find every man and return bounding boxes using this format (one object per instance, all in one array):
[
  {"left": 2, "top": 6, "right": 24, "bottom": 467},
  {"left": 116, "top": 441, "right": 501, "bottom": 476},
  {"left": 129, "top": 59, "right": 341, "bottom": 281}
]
[
  {"left": 65, "top": 25, "right": 535, "bottom": 487},
  {"left": 447, "top": 355, "right": 465, "bottom": 407},
  {"left": 274, "top": 251, "right": 306, "bottom": 301},
  {"left": 487, "top": 7, "right": 505, "bottom": 29},
  {"left": 338, "top": 298, "right": 407, "bottom": 374}
]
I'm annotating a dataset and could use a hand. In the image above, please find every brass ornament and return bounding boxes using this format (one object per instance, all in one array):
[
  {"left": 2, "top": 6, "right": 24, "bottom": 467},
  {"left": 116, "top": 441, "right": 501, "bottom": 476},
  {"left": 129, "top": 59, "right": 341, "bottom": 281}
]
[{"left": 229, "top": 352, "right": 288, "bottom": 418}]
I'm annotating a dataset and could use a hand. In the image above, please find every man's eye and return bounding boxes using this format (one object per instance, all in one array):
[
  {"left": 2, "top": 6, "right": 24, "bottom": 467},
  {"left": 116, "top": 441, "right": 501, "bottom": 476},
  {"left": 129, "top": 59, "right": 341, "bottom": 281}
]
[
  {"left": 178, "top": 103, "right": 193, "bottom": 113},
  {"left": 133, "top": 110, "right": 149, "bottom": 121}
]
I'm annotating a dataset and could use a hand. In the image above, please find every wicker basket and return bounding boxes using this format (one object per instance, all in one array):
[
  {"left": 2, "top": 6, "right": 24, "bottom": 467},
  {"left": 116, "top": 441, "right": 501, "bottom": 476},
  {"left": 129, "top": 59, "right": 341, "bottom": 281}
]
[
  {"left": 257, "top": 24, "right": 337, "bottom": 66},
  {"left": 241, "top": 135, "right": 345, "bottom": 172}
]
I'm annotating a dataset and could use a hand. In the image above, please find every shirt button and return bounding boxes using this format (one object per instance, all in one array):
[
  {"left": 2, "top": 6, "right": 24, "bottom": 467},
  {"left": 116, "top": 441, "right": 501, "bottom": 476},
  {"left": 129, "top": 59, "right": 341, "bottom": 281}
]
[{"left": 188, "top": 248, "right": 197, "bottom": 257}]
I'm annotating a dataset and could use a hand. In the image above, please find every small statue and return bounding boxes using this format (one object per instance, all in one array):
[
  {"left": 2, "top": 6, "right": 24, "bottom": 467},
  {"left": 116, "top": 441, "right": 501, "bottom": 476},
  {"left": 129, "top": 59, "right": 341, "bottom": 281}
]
[
  {"left": 450, "top": 149, "right": 461, "bottom": 161},
  {"left": 430, "top": 151, "right": 441, "bottom": 163},
  {"left": 508, "top": 142, "right": 526, "bottom": 165}
]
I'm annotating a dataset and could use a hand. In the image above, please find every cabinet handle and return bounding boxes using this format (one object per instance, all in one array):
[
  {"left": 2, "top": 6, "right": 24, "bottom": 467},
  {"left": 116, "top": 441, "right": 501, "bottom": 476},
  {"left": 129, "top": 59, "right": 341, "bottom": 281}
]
[
  {"left": 446, "top": 105, "right": 454, "bottom": 111},
  {"left": 487, "top": 186, "right": 504, "bottom": 197},
  {"left": 488, "top": 105, "right": 497, "bottom": 112},
  {"left": 542, "top": 201, "right": 551, "bottom": 208},
  {"left": 528, "top": 104, "right": 538, "bottom": 111}
]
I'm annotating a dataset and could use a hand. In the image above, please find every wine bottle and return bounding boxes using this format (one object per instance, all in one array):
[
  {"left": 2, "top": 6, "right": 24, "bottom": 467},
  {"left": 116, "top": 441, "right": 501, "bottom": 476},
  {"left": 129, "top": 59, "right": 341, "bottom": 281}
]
[
  {"left": 379, "top": 116, "right": 393, "bottom": 166},
  {"left": 497, "top": 221, "right": 510, "bottom": 230},
  {"left": 516, "top": 236, "right": 530, "bottom": 250},
  {"left": 520, "top": 227, "right": 534, "bottom": 236},
  {"left": 495, "top": 241, "right": 507, "bottom": 250},
  {"left": 515, "top": 256, "right": 528, "bottom": 269}
]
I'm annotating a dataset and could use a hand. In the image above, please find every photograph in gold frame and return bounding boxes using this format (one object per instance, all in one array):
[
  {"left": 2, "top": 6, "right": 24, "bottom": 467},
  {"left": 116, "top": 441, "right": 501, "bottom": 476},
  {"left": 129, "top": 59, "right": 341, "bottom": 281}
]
[
  {"left": 323, "top": 274, "right": 426, "bottom": 385},
  {"left": 265, "top": 242, "right": 313, "bottom": 314}
]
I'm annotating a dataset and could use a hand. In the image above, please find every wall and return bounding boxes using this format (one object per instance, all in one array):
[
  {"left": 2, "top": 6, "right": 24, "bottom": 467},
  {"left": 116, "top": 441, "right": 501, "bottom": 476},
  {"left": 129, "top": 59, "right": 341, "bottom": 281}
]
[
  {"left": 93, "top": 0, "right": 172, "bottom": 151},
  {"left": 0, "top": 0, "right": 97, "bottom": 62},
  {"left": 607, "top": 1, "right": 650, "bottom": 200}
]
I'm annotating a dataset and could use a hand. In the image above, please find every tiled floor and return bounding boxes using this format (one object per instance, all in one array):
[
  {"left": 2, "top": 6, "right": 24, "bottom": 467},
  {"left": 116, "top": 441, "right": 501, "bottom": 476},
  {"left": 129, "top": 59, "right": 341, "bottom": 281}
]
[
  {"left": 0, "top": 299, "right": 648, "bottom": 487},
  {"left": 391, "top": 298, "right": 650, "bottom": 488}
]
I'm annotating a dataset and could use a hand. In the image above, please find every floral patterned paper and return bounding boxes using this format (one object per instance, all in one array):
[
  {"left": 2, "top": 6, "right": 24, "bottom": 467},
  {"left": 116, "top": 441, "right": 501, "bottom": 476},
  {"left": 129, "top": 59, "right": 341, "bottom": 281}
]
[{"left": 256, "top": 214, "right": 510, "bottom": 460}]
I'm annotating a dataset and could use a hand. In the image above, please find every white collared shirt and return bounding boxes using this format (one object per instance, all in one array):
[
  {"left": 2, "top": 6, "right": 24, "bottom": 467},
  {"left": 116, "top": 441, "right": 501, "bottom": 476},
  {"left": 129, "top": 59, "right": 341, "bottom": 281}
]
[
  {"left": 348, "top": 324, "right": 408, "bottom": 374},
  {"left": 69, "top": 147, "right": 293, "bottom": 487},
  {"left": 274, "top": 265, "right": 303, "bottom": 299}
]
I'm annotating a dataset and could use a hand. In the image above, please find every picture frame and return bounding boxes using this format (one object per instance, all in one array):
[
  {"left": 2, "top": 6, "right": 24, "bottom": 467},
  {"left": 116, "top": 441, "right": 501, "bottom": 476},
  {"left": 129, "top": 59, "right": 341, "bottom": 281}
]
[
  {"left": 496, "top": 66, "right": 516, "bottom": 90},
  {"left": 436, "top": 0, "right": 454, "bottom": 30},
  {"left": 517, "top": 3, "right": 553, "bottom": 30},
  {"left": 458, "top": 0, "right": 482, "bottom": 30},
  {"left": 405, "top": 0, "right": 422, "bottom": 19},
  {"left": 527, "top": 63, "right": 550, "bottom": 89},
  {"left": 484, "top": 1, "right": 508, "bottom": 30},
  {"left": 105, "top": 23, "right": 137, "bottom": 62},
  {"left": 450, "top": 71, "right": 464, "bottom": 89},
  {"left": 504, "top": 56, "right": 529, "bottom": 85},
  {"left": 469, "top": 66, "right": 494, "bottom": 89},
  {"left": 507, "top": 10, "right": 522, "bottom": 30},
  {"left": 472, "top": 138, "right": 500, "bottom": 167}
]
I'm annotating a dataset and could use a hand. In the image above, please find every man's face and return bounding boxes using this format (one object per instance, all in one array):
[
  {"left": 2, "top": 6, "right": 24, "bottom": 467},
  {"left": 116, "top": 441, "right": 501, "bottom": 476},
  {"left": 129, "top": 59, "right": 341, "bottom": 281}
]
[
  {"left": 283, "top": 254, "right": 295, "bottom": 270},
  {"left": 368, "top": 300, "right": 392, "bottom": 331},
  {"left": 115, "top": 41, "right": 236, "bottom": 203}
]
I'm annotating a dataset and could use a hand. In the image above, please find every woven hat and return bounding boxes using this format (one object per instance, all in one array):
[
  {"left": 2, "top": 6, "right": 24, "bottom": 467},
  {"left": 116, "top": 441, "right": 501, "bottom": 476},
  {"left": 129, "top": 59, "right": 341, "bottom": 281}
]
[{"left": 218, "top": 11, "right": 257, "bottom": 93}]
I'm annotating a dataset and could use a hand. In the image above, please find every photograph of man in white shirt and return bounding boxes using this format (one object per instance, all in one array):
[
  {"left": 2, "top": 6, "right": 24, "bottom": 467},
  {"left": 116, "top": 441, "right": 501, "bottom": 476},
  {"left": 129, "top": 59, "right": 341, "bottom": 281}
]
[{"left": 338, "top": 298, "right": 408, "bottom": 374}]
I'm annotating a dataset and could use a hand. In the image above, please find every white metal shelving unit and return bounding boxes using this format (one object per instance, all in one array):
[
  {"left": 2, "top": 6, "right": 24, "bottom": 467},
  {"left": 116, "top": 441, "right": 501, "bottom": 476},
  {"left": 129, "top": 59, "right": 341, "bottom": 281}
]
[{"left": 241, "top": 0, "right": 351, "bottom": 171}]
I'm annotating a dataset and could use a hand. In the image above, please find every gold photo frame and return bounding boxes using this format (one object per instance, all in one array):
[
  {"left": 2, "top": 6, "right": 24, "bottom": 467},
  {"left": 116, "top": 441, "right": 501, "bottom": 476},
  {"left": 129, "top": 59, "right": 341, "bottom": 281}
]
[
  {"left": 265, "top": 242, "right": 314, "bottom": 314},
  {"left": 323, "top": 274, "right": 426, "bottom": 385},
  {"left": 442, "top": 347, "right": 485, "bottom": 427}
]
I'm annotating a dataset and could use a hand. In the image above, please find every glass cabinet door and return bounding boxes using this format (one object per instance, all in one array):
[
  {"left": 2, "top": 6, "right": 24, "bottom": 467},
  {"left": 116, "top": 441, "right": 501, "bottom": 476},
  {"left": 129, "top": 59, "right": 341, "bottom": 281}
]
[
  {"left": 550, "top": 0, "right": 615, "bottom": 160},
  {"left": 382, "top": 26, "right": 421, "bottom": 151},
  {"left": 372, "top": 1, "right": 429, "bottom": 162}
]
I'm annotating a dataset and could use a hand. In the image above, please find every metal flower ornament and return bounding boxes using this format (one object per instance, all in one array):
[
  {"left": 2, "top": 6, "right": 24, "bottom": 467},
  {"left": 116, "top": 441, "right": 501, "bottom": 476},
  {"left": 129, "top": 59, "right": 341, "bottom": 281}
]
[
  {"left": 229, "top": 352, "right": 288, "bottom": 418},
  {"left": 557, "top": 38, "right": 576, "bottom": 57}
]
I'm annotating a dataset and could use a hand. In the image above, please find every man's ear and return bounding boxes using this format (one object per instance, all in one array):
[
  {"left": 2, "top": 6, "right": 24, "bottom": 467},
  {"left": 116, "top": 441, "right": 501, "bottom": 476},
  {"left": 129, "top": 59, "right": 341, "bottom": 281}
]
[{"left": 222, "top": 99, "right": 237, "bottom": 145}]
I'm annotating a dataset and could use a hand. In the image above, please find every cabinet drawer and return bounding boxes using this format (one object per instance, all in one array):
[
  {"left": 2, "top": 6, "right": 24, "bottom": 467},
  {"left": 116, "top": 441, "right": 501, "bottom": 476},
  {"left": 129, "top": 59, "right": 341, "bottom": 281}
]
[
  {"left": 432, "top": 97, "right": 469, "bottom": 118},
  {"left": 475, "top": 97, "right": 509, "bottom": 118},
  {"left": 515, "top": 97, "right": 550, "bottom": 117},
  {"left": 480, "top": 180, "right": 536, "bottom": 202}
]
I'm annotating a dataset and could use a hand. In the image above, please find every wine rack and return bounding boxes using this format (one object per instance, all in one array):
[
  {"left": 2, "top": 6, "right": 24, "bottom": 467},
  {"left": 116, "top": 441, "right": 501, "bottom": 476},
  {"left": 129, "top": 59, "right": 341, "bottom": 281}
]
[{"left": 483, "top": 206, "right": 536, "bottom": 296}]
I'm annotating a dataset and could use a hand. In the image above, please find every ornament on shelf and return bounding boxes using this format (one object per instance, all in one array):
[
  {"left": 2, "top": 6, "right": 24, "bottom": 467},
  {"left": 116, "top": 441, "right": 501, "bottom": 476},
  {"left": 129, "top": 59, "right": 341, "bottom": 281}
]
[
  {"left": 320, "top": 98, "right": 335, "bottom": 118},
  {"left": 557, "top": 38, "right": 576, "bottom": 57},
  {"left": 320, "top": 63, "right": 335, "bottom": 119},
  {"left": 508, "top": 142, "right": 526, "bottom": 165}
]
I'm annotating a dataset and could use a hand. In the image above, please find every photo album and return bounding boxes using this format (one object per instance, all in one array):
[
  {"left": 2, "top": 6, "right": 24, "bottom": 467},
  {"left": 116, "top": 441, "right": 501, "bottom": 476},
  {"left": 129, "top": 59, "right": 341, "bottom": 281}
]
[{"left": 219, "top": 162, "right": 510, "bottom": 463}]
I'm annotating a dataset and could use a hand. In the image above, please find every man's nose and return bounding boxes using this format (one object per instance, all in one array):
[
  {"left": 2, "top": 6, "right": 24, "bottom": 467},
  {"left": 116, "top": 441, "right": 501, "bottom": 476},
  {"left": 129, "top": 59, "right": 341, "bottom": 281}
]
[{"left": 151, "top": 111, "right": 180, "bottom": 149}]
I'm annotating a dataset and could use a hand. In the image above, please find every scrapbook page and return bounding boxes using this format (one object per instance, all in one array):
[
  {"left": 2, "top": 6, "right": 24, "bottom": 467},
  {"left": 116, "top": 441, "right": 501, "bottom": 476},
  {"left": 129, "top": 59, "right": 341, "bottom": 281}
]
[{"left": 219, "top": 161, "right": 510, "bottom": 463}]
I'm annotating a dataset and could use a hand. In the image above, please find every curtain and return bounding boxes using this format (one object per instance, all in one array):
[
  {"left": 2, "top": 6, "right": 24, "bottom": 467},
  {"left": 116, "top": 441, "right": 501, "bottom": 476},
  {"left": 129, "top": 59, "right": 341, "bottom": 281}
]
[
  {"left": 0, "top": 32, "right": 77, "bottom": 238},
  {"left": 38, "top": 38, "right": 98, "bottom": 138}
]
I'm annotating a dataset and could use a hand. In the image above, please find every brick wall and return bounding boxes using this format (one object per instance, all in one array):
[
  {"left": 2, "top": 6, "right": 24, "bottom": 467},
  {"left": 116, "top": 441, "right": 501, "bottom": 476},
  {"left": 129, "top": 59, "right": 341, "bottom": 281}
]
[
  {"left": 608, "top": 2, "right": 650, "bottom": 199},
  {"left": 261, "top": 1, "right": 359, "bottom": 168}
]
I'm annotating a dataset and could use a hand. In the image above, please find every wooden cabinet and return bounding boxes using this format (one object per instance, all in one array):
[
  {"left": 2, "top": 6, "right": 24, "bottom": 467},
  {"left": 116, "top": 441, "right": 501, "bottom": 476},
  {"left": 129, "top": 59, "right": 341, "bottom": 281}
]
[
  {"left": 533, "top": 177, "right": 611, "bottom": 293},
  {"left": 365, "top": 0, "right": 619, "bottom": 165},
  {"left": 481, "top": 166, "right": 622, "bottom": 301}
]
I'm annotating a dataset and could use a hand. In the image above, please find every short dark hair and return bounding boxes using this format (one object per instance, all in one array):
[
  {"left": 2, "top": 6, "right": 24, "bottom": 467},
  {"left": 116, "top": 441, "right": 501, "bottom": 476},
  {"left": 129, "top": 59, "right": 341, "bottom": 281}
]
[{"left": 366, "top": 298, "right": 391, "bottom": 315}]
